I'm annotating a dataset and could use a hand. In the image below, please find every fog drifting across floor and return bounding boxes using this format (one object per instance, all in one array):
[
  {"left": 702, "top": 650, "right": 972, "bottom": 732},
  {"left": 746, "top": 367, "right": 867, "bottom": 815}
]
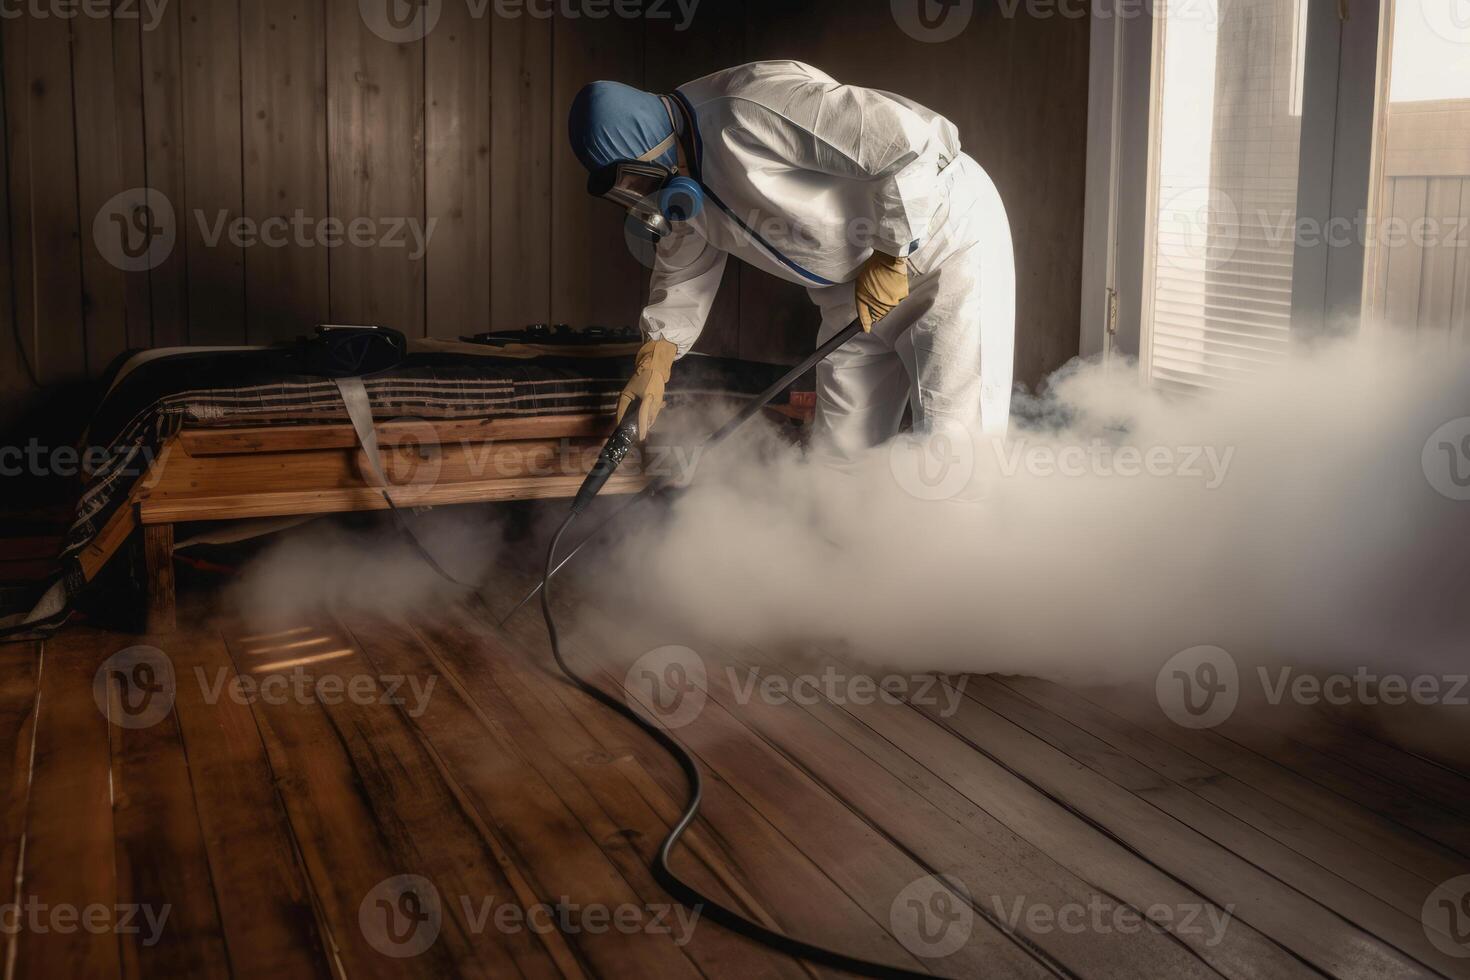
[
  {"left": 614, "top": 329, "right": 1470, "bottom": 688},
  {"left": 224, "top": 509, "right": 506, "bottom": 629},
  {"left": 221, "top": 328, "right": 1470, "bottom": 694}
]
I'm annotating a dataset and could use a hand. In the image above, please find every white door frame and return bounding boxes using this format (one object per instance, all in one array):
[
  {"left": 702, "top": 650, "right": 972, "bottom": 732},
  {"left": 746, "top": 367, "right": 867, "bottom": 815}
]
[{"left": 1079, "top": 0, "right": 1157, "bottom": 360}]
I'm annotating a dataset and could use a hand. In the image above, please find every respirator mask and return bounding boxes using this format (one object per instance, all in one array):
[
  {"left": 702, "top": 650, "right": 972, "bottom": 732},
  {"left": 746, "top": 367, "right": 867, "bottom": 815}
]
[{"left": 587, "top": 158, "right": 704, "bottom": 245}]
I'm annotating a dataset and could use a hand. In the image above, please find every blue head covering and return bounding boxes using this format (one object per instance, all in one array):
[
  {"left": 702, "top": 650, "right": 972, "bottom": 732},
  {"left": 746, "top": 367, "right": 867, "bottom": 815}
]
[{"left": 568, "top": 81, "right": 678, "bottom": 173}]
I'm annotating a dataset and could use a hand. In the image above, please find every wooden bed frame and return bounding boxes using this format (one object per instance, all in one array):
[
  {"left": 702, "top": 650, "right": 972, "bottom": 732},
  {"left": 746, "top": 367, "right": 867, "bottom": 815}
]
[{"left": 72, "top": 414, "right": 651, "bottom": 630}]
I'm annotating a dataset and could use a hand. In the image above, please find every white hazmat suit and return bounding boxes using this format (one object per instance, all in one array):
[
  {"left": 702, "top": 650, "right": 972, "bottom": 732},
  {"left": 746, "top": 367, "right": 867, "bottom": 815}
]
[{"left": 642, "top": 61, "right": 1016, "bottom": 459}]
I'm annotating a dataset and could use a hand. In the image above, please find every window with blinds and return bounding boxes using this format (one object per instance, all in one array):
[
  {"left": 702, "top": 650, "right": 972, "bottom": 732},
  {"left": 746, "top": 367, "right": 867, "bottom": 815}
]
[{"left": 1143, "top": 0, "right": 1308, "bottom": 393}]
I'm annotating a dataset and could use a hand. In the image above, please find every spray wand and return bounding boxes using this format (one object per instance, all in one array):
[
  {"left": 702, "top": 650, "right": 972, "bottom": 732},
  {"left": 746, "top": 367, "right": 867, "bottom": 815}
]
[{"left": 501, "top": 317, "right": 866, "bottom": 626}]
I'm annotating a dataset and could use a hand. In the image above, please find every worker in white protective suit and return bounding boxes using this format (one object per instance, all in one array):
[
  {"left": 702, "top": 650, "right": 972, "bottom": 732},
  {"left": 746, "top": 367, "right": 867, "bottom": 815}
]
[{"left": 567, "top": 61, "right": 1016, "bottom": 462}]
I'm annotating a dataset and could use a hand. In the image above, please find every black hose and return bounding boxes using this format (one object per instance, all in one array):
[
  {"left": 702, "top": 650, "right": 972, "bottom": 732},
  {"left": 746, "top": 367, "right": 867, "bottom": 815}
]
[{"left": 537, "top": 512, "right": 940, "bottom": 979}]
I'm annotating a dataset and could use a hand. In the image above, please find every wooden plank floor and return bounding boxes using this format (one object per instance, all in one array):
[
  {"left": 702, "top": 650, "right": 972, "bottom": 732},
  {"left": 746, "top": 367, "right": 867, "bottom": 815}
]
[{"left": 4, "top": 568, "right": 1470, "bottom": 979}]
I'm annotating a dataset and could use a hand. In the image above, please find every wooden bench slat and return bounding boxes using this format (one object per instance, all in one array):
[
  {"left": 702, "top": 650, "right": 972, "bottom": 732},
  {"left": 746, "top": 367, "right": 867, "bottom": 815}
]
[
  {"left": 138, "top": 473, "right": 650, "bottom": 524},
  {"left": 178, "top": 414, "right": 615, "bottom": 456}
]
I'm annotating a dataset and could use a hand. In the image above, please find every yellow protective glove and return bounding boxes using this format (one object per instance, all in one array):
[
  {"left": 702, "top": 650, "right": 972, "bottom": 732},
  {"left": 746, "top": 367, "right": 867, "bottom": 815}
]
[
  {"left": 615, "top": 338, "right": 678, "bottom": 438},
  {"left": 854, "top": 251, "right": 910, "bottom": 332}
]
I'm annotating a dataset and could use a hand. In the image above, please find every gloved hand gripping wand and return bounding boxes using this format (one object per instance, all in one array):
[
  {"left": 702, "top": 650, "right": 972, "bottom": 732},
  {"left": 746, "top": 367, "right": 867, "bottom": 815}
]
[{"left": 502, "top": 316, "right": 866, "bottom": 626}]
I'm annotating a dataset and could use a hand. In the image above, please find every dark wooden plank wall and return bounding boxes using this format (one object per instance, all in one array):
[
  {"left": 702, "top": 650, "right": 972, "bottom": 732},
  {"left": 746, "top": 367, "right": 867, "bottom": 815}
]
[{"left": 0, "top": 0, "right": 1089, "bottom": 431}]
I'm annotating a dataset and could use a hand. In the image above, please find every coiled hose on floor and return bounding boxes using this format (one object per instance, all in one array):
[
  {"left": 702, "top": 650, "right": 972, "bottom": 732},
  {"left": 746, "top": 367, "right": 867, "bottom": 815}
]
[
  {"left": 537, "top": 509, "right": 940, "bottom": 979},
  {"left": 528, "top": 318, "right": 950, "bottom": 978}
]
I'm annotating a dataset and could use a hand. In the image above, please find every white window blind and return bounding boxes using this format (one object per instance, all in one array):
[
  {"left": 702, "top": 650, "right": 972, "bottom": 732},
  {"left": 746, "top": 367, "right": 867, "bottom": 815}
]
[{"left": 1143, "top": 0, "right": 1308, "bottom": 392}]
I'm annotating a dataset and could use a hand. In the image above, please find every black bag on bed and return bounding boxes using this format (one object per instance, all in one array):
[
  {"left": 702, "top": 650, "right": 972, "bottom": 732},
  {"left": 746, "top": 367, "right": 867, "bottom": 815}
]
[{"left": 299, "top": 324, "right": 408, "bottom": 378}]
